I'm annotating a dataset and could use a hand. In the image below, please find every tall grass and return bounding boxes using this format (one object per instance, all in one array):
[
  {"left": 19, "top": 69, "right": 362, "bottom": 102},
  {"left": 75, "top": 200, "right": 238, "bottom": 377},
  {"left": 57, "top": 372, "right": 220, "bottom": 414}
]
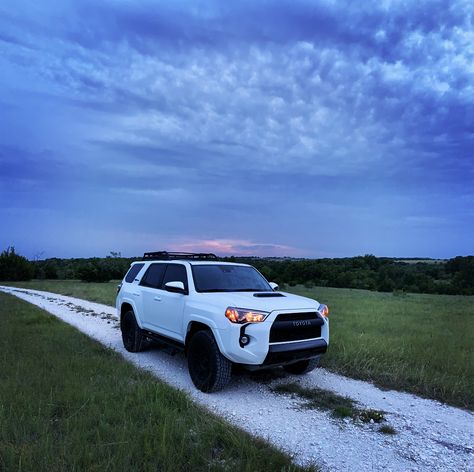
[{"left": 0, "top": 292, "right": 315, "bottom": 472}]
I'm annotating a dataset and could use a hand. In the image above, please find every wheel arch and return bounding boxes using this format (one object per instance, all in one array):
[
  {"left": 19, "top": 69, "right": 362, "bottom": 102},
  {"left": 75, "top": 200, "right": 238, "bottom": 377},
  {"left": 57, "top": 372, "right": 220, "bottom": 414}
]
[{"left": 120, "top": 301, "right": 137, "bottom": 328}]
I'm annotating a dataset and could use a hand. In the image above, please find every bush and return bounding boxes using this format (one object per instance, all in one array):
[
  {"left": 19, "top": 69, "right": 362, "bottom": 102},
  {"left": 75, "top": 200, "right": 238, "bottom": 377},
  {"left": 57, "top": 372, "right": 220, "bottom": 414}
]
[{"left": 0, "top": 247, "right": 34, "bottom": 281}]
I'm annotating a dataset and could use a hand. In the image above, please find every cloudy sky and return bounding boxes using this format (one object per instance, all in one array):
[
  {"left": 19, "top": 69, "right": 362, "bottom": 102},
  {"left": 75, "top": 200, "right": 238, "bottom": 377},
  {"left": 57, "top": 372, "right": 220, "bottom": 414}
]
[{"left": 1, "top": 0, "right": 473, "bottom": 259}]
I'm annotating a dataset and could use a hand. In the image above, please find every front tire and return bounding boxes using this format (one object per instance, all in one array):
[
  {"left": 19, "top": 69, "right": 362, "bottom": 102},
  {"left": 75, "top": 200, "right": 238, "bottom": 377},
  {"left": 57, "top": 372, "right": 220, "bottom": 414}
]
[
  {"left": 187, "top": 330, "right": 232, "bottom": 392},
  {"left": 121, "top": 310, "right": 148, "bottom": 352},
  {"left": 283, "top": 357, "right": 320, "bottom": 375}
]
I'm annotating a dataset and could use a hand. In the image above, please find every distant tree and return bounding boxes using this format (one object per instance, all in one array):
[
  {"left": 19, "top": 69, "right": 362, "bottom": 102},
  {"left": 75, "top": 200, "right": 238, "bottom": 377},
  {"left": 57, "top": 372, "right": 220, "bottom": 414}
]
[
  {"left": 0, "top": 247, "right": 34, "bottom": 281},
  {"left": 447, "top": 256, "right": 474, "bottom": 294},
  {"left": 77, "top": 262, "right": 111, "bottom": 283},
  {"left": 259, "top": 265, "right": 277, "bottom": 282},
  {"left": 21, "top": 252, "right": 474, "bottom": 295},
  {"left": 34, "top": 259, "right": 59, "bottom": 279}
]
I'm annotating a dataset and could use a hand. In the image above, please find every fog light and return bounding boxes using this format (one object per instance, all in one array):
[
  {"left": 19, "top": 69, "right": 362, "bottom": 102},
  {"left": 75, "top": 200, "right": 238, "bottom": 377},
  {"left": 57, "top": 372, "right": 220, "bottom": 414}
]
[{"left": 240, "top": 335, "right": 250, "bottom": 345}]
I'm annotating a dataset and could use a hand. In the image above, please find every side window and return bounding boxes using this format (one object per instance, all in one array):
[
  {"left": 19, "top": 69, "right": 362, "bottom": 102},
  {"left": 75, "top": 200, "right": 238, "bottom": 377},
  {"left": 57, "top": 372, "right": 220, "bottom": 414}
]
[
  {"left": 140, "top": 263, "right": 166, "bottom": 289},
  {"left": 162, "top": 264, "right": 188, "bottom": 291},
  {"left": 125, "top": 263, "right": 144, "bottom": 283}
]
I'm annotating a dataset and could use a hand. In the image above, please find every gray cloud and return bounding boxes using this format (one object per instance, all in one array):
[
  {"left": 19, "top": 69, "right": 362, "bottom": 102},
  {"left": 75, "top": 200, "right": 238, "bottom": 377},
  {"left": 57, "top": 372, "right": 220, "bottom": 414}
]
[{"left": 0, "top": 0, "right": 472, "bottom": 258}]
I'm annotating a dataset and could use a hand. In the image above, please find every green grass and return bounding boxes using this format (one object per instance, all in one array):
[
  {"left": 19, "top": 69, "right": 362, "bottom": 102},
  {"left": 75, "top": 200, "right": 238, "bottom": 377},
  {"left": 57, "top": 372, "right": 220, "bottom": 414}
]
[
  {"left": 273, "top": 382, "right": 385, "bottom": 424},
  {"left": 0, "top": 292, "right": 315, "bottom": 472},
  {"left": 1, "top": 279, "right": 119, "bottom": 306},
  {"left": 3, "top": 280, "right": 474, "bottom": 410},
  {"left": 289, "top": 285, "right": 474, "bottom": 410}
]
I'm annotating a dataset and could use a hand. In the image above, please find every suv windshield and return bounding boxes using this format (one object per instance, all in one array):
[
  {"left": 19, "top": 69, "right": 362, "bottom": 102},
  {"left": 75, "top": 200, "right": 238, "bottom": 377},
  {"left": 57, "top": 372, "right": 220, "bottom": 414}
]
[{"left": 192, "top": 265, "right": 272, "bottom": 292}]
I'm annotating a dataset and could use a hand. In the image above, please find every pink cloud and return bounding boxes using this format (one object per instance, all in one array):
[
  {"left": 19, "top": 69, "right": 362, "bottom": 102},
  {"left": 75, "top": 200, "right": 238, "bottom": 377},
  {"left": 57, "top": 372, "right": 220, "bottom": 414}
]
[{"left": 168, "top": 239, "right": 302, "bottom": 257}]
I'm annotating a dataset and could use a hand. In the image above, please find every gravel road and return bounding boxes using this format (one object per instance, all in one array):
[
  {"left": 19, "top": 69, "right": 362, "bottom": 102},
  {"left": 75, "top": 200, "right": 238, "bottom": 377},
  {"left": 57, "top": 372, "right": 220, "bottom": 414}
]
[{"left": 1, "top": 286, "right": 473, "bottom": 471}]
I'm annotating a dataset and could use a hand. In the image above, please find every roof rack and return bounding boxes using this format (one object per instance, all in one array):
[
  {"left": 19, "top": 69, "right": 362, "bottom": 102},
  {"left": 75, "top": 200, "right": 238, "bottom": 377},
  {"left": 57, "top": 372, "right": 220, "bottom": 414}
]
[{"left": 143, "top": 251, "right": 218, "bottom": 261}]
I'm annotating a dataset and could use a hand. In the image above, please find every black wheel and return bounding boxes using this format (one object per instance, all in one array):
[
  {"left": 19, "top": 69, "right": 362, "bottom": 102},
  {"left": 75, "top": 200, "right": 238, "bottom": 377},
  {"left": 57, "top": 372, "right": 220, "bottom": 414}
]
[
  {"left": 283, "top": 357, "right": 320, "bottom": 375},
  {"left": 187, "top": 330, "right": 232, "bottom": 392},
  {"left": 121, "top": 310, "right": 148, "bottom": 352}
]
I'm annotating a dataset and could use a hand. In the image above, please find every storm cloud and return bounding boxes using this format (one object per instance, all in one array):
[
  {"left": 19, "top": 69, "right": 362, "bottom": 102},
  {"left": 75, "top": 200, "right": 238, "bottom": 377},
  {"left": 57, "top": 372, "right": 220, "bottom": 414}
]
[{"left": 0, "top": 0, "right": 473, "bottom": 258}]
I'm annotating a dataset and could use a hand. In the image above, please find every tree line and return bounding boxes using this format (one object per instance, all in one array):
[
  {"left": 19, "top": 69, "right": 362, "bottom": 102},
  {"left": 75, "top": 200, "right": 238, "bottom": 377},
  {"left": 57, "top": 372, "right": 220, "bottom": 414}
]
[{"left": 0, "top": 247, "right": 473, "bottom": 295}]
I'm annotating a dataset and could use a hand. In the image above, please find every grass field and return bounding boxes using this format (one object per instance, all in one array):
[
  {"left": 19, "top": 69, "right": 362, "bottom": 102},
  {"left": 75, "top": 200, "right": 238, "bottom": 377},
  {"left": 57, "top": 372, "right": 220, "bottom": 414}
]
[
  {"left": 292, "top": 285, "right": 474, "bottom": 410},
  {"left": 3, "top": 280, "right": 474, "bottom": 410},
  {"left": 3, "top": 279, "right": 120, "bottom": 306},
  {"left": 0, "top": 292, "right": 313, "bottom": 472}
]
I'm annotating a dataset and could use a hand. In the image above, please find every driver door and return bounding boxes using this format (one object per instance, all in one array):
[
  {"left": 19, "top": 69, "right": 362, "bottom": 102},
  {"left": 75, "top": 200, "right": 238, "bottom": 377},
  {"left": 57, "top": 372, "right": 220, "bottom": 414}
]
[{"left": 156, "top": 263, "right": 188, "bottom": 341}]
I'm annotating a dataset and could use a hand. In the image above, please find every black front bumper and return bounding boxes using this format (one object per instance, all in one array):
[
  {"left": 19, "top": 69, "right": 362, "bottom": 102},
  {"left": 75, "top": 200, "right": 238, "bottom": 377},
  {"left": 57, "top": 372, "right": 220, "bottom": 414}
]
[{"left": 263, "top": 338, "right": 328, "bottom": 366}]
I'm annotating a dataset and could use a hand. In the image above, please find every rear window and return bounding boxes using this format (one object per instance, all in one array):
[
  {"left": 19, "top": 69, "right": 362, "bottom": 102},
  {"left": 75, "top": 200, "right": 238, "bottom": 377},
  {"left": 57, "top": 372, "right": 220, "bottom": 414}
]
[{"left": 125, "top": 263, "right": 144, "bottom": 283}]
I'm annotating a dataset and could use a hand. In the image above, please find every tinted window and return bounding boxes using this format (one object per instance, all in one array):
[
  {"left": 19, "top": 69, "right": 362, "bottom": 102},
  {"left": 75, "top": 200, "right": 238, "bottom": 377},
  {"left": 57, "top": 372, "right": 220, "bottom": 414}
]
[
  {"left": 140, "top": 263, "right": 166, "bottom": 289},
  {"left": 192, "top": 265, "right": 271, "bottom": 292},
  {"left": 162, "top": 264, "right": 188, "bottom": 291},
  {"left": 125, "top": 263, "right": 144, "bottom": 283}
]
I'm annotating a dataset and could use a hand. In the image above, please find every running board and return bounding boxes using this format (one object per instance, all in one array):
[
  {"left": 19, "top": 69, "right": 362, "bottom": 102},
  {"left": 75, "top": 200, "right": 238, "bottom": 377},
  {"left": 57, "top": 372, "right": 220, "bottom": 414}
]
[{"left": 143, "top": 329, "right": 185, "bottom": 355}]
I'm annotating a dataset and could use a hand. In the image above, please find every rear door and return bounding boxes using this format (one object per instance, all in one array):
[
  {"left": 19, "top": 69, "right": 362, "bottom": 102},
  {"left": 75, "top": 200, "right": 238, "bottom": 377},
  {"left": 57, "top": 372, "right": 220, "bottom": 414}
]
[{"left": 139, "top": 263, "right": 167, "bottom": 331}]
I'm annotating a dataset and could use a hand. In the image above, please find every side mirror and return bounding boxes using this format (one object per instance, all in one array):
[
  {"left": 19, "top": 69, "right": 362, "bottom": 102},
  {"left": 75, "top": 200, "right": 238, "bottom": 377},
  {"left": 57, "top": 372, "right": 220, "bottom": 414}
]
[
  {"left": 269, "top": 282, "right": 279, "bottom": 291},
  {"left": 164, "top": 281, "right": 186, "bottom": 294}
]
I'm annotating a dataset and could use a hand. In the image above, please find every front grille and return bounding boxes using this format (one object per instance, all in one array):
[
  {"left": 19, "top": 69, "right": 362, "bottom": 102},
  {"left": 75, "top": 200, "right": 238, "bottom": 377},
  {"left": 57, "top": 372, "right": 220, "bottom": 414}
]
[
  {"left": 274, "top": 312, "right": 318, "bottom": 322},
  {"left": 269, "top": 312, "right": 323, "bottom": 343}
]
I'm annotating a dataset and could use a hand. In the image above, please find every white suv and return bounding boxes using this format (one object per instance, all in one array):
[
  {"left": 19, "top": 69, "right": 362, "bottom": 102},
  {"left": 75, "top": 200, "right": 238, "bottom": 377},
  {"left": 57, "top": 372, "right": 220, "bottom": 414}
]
[{"left": 117, "top": 252, "right": 329, "bottom": 392}]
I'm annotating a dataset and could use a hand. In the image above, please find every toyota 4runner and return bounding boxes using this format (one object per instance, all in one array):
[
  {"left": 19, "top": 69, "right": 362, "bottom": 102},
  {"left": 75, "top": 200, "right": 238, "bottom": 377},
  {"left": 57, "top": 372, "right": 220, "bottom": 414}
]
[{"left": 117, "top": 251, "right": 329, "bottom": 392}]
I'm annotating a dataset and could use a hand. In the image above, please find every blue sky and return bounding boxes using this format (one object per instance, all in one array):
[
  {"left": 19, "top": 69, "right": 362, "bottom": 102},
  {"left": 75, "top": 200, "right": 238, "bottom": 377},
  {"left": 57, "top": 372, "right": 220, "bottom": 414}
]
[{"left": 1, "top": 0, "right": 473, "bottom": 259}]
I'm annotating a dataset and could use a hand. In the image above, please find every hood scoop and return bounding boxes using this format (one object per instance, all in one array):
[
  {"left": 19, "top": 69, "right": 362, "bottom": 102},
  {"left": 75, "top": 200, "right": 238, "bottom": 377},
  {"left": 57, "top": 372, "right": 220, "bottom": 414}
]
[{"left": 253, "top": 292, "right": 286, "bottom": 298}]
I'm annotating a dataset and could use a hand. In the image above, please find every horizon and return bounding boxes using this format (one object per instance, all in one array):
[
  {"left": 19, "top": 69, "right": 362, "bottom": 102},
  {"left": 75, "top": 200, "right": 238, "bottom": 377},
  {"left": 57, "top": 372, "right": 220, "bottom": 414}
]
[
  {"left": 1, "top": 1, "right": 473, "bottom": 260},
  {"left": 22, "top": 250, "right": 465, "bottom": 262}
]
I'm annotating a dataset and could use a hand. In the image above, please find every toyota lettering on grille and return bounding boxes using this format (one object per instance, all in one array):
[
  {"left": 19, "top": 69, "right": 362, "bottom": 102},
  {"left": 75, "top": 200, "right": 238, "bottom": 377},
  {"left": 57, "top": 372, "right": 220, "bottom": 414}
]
[{"left": 293, "top": 320, "right": 312, "bottom": 327}]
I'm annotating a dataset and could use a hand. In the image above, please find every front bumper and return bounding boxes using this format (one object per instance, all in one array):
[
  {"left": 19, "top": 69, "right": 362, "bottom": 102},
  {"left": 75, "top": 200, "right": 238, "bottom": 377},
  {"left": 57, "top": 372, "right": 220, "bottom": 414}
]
[
  {"left": 215, "top": 308, "right": 329, "bottom": 365},
  {"left": 263, "top": 338, "right": 327, "bottom": 366}
]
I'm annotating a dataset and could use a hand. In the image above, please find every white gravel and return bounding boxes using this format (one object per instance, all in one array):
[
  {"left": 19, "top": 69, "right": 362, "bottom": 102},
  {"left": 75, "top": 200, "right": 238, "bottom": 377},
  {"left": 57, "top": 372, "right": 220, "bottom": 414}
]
[{"left": 1, "top": 286, "right": 473, "bottom": 471}]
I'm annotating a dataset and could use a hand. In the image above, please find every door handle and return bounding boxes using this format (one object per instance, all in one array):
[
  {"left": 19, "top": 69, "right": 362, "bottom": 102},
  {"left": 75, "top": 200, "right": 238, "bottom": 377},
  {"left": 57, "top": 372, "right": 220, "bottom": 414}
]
[
  {"left": 132, "top": 292, "right": 140, "bottom": 297},
  {"left": 153, "top": 296, "right": 162, "bottom": 302}
]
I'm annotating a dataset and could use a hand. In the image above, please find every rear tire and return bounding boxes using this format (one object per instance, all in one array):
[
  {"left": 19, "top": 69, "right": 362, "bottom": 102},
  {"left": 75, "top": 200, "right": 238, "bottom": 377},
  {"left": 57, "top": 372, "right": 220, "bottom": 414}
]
[
  {"left": 283, "top": 357, "right": 320, "bottom": 375},
  {"left": 187, "top": 330, "right": 232, "bottom": 392},
  {"left": 121, "top": 310, "right": 148, "bottom": 352}
]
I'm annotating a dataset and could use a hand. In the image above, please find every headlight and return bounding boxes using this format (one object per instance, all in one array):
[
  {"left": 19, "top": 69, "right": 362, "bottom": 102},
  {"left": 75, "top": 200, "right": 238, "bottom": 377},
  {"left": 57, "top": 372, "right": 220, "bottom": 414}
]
[
  {"left": 225, "top": 307, "right": 269, "bottom": 324},
  {"left": 318, "top": 303, "right": 329, "bottom": 318}
]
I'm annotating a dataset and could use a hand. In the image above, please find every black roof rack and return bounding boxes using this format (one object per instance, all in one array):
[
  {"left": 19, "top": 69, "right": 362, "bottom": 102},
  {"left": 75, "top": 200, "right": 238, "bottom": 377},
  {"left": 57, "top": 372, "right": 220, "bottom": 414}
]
[{"left": 143, "top": 251, "right": 218, "bottom": 261}]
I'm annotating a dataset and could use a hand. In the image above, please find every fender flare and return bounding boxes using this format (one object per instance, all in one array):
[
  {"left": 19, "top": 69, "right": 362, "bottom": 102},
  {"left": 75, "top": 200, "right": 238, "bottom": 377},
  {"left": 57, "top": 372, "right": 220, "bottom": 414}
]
[{"left": 185, "top": 315, "right": 226, "bottom": 355}]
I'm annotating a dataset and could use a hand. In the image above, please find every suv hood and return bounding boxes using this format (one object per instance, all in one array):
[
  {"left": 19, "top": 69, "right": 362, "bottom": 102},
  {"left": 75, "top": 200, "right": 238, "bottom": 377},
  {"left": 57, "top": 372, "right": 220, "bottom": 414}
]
[{"left": 198, "top": 291, "right": 320, "bottom": 313}]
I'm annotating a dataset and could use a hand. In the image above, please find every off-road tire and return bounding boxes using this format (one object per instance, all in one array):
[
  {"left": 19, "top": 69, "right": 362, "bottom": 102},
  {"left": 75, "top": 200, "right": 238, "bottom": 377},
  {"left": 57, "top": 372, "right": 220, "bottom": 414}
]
[
  {"left": 121, "top": 310, "right": 148, "bottom": 352},
  {"left": 187, "top": 330, "right": 232, "bottom": 392},
  {"left": 283, "top": 357, "right": 320, "bottom": 375}
]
